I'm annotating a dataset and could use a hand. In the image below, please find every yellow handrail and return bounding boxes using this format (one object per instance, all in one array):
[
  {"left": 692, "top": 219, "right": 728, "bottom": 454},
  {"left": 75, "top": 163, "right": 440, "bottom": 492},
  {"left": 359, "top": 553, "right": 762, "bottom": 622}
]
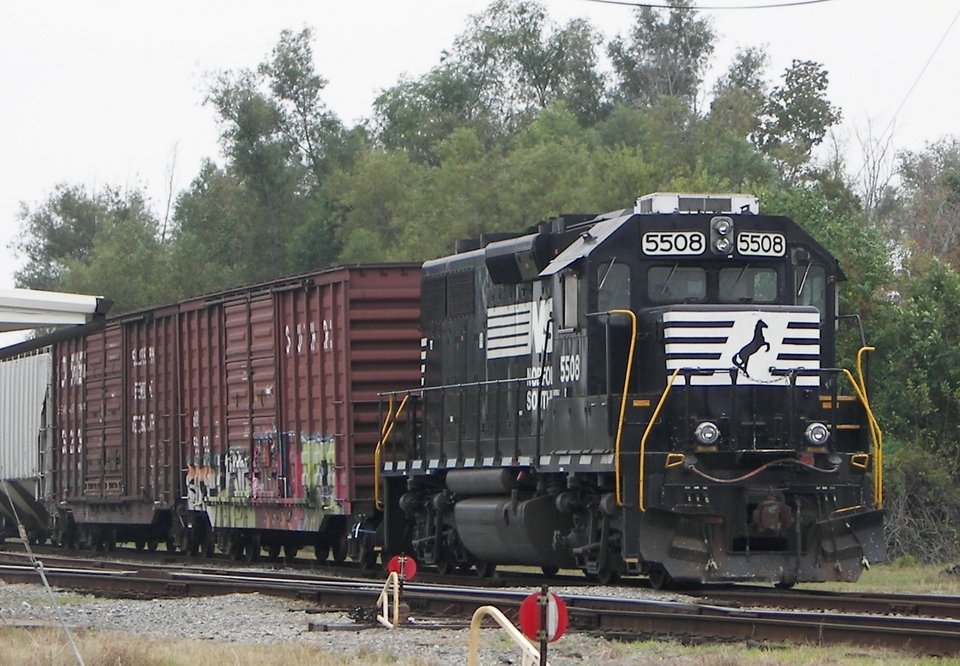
[
  {"left": 374, "top": 394, "right": 410, "bottom": 510},
  {"left": 638, "top": 368, "right": 681, "bottom": 511},
  {"left": 856, "top": 346, "right": 875, "bottom": 400},
  {"left": 609, "top": 309, "right": 638, "bottom": 507},
  {"left": 841, "top": 367, "right": 883, "bottom": 507},
  {"left": 467, "top": 605, "right": 546, "bottom": 666}
]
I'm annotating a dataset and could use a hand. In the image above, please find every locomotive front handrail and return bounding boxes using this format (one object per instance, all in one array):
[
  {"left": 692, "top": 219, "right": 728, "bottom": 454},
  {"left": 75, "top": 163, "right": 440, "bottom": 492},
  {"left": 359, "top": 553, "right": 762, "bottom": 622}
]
[
  {"left": 637, "top": 367, "right": 682, "bottom": 511},
  {"left": 842, "top": 364, "right": 883, "bottom": 507}
]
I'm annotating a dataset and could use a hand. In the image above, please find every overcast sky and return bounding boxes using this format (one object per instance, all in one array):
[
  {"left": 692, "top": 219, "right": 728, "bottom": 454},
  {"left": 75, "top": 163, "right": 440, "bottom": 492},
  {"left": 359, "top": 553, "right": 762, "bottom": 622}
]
[{"left": 2, "top": 0, "right": 959, "bottom": 300}]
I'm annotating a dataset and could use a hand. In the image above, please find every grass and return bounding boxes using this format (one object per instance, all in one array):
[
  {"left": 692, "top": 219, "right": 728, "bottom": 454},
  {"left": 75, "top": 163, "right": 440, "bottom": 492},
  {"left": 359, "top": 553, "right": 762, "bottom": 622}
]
[
  {"left": 0, "top": 628, "right": 406, "bottom": 666},
  {"left": 798, "top": 559, "right": 960, "bottom": 595},
  {"left": 0, "top": 627, "right": 954, "bottom": 666}
]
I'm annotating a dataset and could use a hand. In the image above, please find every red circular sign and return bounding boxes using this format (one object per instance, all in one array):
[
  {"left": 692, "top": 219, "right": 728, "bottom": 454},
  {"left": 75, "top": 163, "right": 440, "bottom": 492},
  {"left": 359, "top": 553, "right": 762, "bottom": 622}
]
[
  {"left": 386, "top": 554, "right": 417, "bottom": 581},
  {"left": 519, "top": 591, "right": 568, "bottom": 642}
]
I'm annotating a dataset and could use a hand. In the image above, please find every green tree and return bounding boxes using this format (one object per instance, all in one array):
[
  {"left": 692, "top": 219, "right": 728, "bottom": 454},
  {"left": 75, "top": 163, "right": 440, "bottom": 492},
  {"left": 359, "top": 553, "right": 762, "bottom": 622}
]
[
  {"left": 201, "top": 28, "right": 348, "bottom": 280},
  {"left": 12, "top": 185, "right": 164, "bottom": 308},
  {"left": 607, "top": 0, "right": 714, "bottom": 110},
  {"left": 754, "top": 59, "right": 841, "bottom": 182},
  {"left": 12, "top": 184, "right": 112, "bottom": 290},
  {"left": 708, "top": 46, "right": 769, "bottom": 139},
  {"left": 895, "top": 137, "right": 960, "bottom": 267},
  {"left": 372, "top": 0, "right": 605, "bottom": 163}
]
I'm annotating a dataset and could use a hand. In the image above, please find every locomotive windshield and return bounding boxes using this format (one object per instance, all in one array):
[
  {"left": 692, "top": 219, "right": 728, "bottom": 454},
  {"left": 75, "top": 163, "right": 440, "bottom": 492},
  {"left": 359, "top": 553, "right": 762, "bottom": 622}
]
[
  {"left": 647, "top": 265, "right": 706, "bottom": 302},
  {"left": 718, "top": 266, "right": 777, "bottom": 303}
]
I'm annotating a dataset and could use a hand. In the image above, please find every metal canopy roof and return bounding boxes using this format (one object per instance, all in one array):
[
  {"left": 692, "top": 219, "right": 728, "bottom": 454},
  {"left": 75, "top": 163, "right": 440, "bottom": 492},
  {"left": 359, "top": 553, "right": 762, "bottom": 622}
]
[{"left": 0, "top": 288, "right": 110, "bottom": 333}]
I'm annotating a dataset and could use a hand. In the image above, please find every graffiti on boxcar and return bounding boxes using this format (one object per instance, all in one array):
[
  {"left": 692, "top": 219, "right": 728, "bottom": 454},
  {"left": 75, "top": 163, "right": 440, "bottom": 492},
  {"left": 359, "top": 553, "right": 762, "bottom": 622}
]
[
  {"left": 185, "top": 458, "right": 217, "bottom": 510},
  {"left": 251, "top": 431, "right": 283, "bottom": 499},
  {"left": 301, "top": 434, "right": 336, "bottom": 508},
  {"left": 225, "top": 446, "right": 252, "bottom": 499}
]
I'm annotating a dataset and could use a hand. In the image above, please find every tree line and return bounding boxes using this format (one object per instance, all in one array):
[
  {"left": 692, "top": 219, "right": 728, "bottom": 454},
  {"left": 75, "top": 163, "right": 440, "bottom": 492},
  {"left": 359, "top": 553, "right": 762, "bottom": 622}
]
[{"left": 11, "top": 0, "right": 960, "bottom": 563}]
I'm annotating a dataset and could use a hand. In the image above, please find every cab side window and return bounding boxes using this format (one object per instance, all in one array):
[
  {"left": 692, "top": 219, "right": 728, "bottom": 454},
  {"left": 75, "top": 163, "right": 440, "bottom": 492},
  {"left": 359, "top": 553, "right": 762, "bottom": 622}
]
[
  {"left": 598, "top": 261, "right": 631, "bottom": 311},
  {"left": 562, "top": 271, "right": 580, "bottom": 329}
]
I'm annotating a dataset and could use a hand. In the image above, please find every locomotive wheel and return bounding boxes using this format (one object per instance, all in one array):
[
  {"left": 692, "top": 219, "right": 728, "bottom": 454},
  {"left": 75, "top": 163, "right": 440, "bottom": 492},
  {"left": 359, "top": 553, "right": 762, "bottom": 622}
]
[
  {"left": 648, "top": 565, "right": 672, "bottom": 590},
  {"left": 476, "top": 561, "right": 496, "bottom": 578},
  {"left": 597, "top": 567, "right": 620, "bottom": 585},
  {"left": 541, "top": 566, "right": 559, "bottom": 577}
]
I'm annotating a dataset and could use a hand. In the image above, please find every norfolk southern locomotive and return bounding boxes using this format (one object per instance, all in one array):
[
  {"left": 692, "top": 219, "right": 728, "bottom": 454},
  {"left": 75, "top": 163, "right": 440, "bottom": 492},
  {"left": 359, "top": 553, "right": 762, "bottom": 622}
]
[{"left": 377, "top": 192, "right": 885, "bottom": 587}]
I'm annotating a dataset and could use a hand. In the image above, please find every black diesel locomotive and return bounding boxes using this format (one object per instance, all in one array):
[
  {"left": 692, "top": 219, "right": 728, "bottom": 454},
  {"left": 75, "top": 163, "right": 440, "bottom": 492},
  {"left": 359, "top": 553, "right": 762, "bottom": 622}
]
[{"left": 376, "top": 192, "right": 886, "bottom": 587}]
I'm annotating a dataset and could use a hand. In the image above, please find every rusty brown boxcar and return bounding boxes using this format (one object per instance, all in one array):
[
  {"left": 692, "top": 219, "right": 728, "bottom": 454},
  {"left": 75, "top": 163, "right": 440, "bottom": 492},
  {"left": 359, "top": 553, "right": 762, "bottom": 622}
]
[{"left": 49, "top": 264, "right": 421, "bottom": 559}]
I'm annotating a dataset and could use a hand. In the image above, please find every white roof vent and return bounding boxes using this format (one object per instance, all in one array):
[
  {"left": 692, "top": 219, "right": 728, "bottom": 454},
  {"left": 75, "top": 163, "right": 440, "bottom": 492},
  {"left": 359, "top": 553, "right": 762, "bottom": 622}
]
[{"left": 636, "top": 192, "right": 759, "bottom": 215}]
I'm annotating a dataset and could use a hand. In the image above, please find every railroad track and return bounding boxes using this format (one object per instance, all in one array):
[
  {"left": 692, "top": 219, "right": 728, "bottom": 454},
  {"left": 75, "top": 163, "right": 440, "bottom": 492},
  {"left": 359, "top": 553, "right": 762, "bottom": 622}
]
[
  {"left": 0, "top": 549, "right": 959, "bottom": 654},
  {"left": 689, "top": 585, "right": 960, "bottom": 620}
]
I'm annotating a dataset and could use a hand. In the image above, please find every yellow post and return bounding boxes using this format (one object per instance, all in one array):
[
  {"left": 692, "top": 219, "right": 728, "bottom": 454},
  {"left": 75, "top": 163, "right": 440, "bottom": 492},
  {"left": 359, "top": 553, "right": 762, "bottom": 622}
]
[
  {"left": 466, "top": 605, "right": 546, "bottom": 666},
  {"left": 376, "top": 571, "right": 402, "bottom": 629}
]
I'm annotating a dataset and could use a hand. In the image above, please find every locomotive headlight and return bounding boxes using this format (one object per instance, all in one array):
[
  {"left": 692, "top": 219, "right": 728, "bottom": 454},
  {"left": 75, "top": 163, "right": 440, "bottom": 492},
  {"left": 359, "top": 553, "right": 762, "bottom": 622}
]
[
  {"left": 710, "top": 215, "right": 734, "bottom": 255},
  {"left": 805, "top": 422, "right": 830, "bottom": 446},
  {"left": 712, "top": 217, "right": 732, "bottom": 234},
  {"left": 694, "top": 421, "right": 720, "bottom": 446}
]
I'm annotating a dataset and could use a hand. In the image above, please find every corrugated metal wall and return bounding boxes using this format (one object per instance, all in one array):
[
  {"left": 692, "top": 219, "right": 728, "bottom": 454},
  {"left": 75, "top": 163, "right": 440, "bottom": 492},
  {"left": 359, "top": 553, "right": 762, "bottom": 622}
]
[{"left": 0, "top": 352, "right": 51, "bottom": 481}]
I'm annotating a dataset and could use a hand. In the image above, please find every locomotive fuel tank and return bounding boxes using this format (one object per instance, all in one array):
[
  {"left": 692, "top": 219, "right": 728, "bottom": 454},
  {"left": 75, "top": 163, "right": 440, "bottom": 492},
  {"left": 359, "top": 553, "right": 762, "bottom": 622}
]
[{"left": 453, "top": 495, "right": 576, "bottom": 568}]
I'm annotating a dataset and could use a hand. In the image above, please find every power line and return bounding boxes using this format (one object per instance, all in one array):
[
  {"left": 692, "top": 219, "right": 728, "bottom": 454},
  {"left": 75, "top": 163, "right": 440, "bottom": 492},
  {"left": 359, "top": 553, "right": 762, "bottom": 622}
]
[
  {"left": 584, "top": 0, "right": 836, "bottom": 10},
  {"left": 877, "top": 5, "right": 960, "bottom": 148}
]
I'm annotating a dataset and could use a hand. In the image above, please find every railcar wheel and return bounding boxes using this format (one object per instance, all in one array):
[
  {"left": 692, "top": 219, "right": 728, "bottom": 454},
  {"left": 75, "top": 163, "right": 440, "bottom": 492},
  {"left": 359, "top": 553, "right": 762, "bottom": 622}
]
[
  {"left": 541, "top": 566, "right": 559, "bottom": 577},
  {"left": 436, "top": 560, "right": 453, "bottom": 576},
  {"left": 134, "top": 540, "right": 146, "bottom": 551},
  {"left": 283, "top": 544, "right": 298, "bottom": 561},
  {"left": 356, "top": 542, "right": 378, "bottom": 570},
  {"left": 774, "top": 580, "right": 796, "bottom": 590},
  {"left": 146, "top": 539, "right": 158, "bottom": 552},
  {"left": 243, "top": 536, "right": 261, "bottom": 562},
  {"left": 648, "top": 565, "right": 672, "bottom": 591},
  {"left": 332, "top": 534, "right": 348, "bottom": 564},
  {"left": 267, "top": 544, "right": 282, "bottom": 560},
  {"left": 476, "top": 561, "right": 496, "bottom": 578},
  {"left": 314, "top": 542, "right": 330, "bottom": 562}
]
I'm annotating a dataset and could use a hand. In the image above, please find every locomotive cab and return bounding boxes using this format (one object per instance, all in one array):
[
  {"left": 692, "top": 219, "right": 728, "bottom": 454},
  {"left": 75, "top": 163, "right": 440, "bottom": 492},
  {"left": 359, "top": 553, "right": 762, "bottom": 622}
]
[{"left": 379, "top": 192, "right": 885, "bottom": 587}]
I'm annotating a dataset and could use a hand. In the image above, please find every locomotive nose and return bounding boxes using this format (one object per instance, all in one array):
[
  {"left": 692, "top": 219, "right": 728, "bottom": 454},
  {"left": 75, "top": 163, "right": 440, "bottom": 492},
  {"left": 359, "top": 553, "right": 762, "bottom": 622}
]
[{"left": 752, "top": 498, "right": 794, "bottom": 534}]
